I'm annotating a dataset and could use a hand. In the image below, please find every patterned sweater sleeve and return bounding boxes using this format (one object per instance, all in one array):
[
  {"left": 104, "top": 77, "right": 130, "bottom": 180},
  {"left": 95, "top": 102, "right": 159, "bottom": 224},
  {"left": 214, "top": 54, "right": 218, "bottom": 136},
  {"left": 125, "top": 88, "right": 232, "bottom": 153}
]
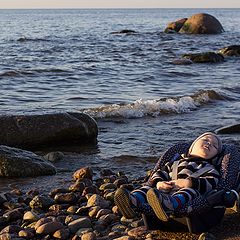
[
  {"left": 188, "top": 165, "right": 220, "bottom": 194},
  {"left": 146, "top": 163, "right": 171, "bottom": 187}
]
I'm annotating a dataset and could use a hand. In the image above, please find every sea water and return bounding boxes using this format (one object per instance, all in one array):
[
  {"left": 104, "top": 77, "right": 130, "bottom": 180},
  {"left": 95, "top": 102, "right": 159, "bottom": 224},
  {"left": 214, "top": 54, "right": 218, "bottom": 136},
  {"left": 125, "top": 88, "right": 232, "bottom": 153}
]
[{"left": 0, "top": 8, "right": 240, "bottom": 191}]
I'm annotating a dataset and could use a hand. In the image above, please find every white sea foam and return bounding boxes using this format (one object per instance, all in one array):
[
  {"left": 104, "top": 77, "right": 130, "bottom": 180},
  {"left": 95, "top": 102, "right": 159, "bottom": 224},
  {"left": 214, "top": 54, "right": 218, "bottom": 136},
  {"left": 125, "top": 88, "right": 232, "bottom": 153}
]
[{"left": 83, "top": 90, "right": 223, "bottom": 119}]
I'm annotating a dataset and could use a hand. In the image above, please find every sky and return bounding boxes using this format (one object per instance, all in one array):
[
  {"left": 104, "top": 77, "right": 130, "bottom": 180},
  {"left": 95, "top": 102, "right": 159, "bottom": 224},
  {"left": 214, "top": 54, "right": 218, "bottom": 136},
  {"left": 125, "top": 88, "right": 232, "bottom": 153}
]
[{"left": 0, "top": 0, "right": 239, "bottom": 9}]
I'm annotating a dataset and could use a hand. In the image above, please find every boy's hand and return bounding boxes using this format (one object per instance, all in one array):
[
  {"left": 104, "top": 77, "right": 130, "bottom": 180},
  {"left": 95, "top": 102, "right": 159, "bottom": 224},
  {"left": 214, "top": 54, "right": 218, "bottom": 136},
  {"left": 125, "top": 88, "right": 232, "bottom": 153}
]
[
  {"left": 156, "top": 181, "right": 174, "bottom": 191},
  {"left": 170, "top": 179, "right": 192, "bottom": 189}
]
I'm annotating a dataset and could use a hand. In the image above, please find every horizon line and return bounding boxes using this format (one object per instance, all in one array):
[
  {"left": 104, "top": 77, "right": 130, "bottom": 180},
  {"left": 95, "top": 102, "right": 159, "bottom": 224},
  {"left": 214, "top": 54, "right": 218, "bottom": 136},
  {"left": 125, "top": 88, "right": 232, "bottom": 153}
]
[{"left": 0, "top": 7, "right": 239, "bottom": 10}]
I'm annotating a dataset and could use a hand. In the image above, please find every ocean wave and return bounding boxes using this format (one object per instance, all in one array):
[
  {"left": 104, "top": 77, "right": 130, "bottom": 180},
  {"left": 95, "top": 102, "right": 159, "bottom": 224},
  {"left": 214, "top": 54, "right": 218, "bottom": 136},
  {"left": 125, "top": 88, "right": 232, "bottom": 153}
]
[{"left": 82, "top": 90, "right": 226, "bottom": 119}]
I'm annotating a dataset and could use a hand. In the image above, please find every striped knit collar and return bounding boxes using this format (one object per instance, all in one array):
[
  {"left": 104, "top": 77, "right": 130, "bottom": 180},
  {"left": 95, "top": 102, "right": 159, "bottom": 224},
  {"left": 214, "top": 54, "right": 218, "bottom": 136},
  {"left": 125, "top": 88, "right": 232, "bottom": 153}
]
[{"left": 182, "top": 152, "right": 221, "bottom": 165}]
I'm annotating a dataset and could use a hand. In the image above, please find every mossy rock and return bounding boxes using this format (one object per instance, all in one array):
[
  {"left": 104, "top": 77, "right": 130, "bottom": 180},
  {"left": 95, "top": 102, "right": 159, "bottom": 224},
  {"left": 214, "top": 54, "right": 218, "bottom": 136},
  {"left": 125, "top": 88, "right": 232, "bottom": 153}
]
[
  {"left": 218, "top": 45, "right": 240, "bottom": 56},
  {"left": 182, "top": 52, "right": 224, "bottom": 63},
  {"left": 179, "top": 13, "right": 224, "bottom": 34}
]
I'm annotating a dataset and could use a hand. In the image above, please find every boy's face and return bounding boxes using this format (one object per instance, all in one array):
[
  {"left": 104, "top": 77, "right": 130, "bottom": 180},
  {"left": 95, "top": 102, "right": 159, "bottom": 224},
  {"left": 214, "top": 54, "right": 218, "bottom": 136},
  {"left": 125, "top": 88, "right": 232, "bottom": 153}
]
[{"left": 190, "top": 134, "right": 219, "bottom": 159}]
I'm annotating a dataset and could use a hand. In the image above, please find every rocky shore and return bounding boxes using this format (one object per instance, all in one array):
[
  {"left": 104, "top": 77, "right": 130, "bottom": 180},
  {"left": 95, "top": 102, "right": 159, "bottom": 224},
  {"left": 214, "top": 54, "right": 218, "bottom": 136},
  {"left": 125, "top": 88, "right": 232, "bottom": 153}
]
[{"left": 0, "top": 166, "right": 239, "bottom": 240}]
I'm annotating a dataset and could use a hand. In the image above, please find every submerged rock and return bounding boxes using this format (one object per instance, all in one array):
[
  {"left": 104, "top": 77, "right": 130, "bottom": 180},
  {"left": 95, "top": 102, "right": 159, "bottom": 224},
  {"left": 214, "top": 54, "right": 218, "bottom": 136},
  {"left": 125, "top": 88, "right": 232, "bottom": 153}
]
[
  {"left": 110, "top": 29, "right": 137, "bottom": 35},
  {"left": 182, "top": 52, "right": 224, "bottom": 63},
  {"left": 0, "top": 112, "right": 98, "bottom": 149},
  {"left": 0, "top": 145, "right": 56, "bottom": 177},
  {"left": 215, "top": 124, "right": 240, "bottom": 134},
  {"left": 43, "top": 151, "right": 64, "bottom": 162},
  {"left": 165, "top": 13, "right": 224, "bottom": 34},
  {"left": 172, "top": 59, "right": 193, "bottom": 65},
  {"left": 218, "top": 45, "right": 240, "bottom": 56}
]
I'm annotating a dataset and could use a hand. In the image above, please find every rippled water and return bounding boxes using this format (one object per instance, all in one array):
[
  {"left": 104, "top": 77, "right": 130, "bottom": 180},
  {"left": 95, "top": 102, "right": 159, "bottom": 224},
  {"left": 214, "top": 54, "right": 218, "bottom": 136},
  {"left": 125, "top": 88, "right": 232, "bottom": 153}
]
[{"left": 0, "top": 8, "right": 240, "bottom": 192}]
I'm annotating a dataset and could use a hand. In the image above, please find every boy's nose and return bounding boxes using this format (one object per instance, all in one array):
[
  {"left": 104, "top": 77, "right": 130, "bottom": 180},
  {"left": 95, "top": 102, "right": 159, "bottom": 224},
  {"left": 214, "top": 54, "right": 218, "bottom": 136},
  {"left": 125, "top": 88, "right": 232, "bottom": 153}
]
[{"left": 206, "top": 141, "right": 212, "bottom": 146}]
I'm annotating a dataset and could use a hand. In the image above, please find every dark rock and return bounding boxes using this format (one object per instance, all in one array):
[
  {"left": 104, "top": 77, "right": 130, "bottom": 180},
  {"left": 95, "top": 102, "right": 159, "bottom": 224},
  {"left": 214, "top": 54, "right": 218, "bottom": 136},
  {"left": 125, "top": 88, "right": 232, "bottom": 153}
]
[
  {"left": 179, "top": 13, "right": 224, "bottom": 34},
  {"left": 34, "top": 217, "right": 53, "bottom": 230},
  {"left": 0, "top": 112, "right": 98, "bottom": 149},
  {"left": 49, "top": 188, "right": 70, "bottom": 198},
  {"left": 18, "top": 229, "right": 35, "bottom": 239},
  {"left": 0, "top": 217, "right": 8, "bottom": 228},
  {"left": 172, "top": 59, "right": 193, "bottom": 65},
  {"left": 164, "top": 18, "right": 187, "bottom": 33},
  {"left": 54, "top": 193, "right": 78, "bottom": 204},
  {"left": 43, "top": 151, "right": 64, "bottom": 162},
  {"left": 0, "top": 145, "right": 56, "bottom": 177},
  {"left": 49, "top": 204, "right": 70, "bottom": 211},
  {"left": 82, "top": 186, "right": 100, "bottom": 196},
  {"left": 17, "top": 37, "right": 27, "bottom": 42},
  {"left": 73, "top": 167, "right": 94, "bottom": 181},
  {"left": 29, "top": 195, "right": 54, "bottom": 210},
  {"left": 215, "top": 124, "right": 240, "bottom": 134},
  {"left": 78, "top": 178, "right": 93, "bottom": 187},
  {"left": 0, "top": 195, "right": 7, "bottom": 206},
  {"left": 182, "top": 52, "right": 224, "bottom": 63},
  {"left": 99, "top": 183, "right": 116, "bottom": 191},
  {"left": 23, "top": 210, "right": 40, "bottom": 222},
  {"left": 218, "top": 45, "right": 240, "bottom": 56},
  {"left": 127, "top": 226, "right": 148, "bottom": 238},
  {"left": 36, "top": 220, "right": 64, "bottom": 235},
  {"left": 0, "top": 225, "right": 22, "bottom": 234},
  {"left": 100, "top": 169, "right": 115, "bottom": 176},
  {"left": 3, "top": 208, "right": 23, "bottom": 221},
  {"left": 69, "top": 181, "right": 85, "bottom": 193},
  {"left": 110, "top": 29, "right": 137, "bottom": 35},
  {"left": 26, "top": 188, "right": 40, "bottom": 197},
  {"left": 67, "top": 217, "right": 92, "bottom": 234},
  {"left": 113, "top": 178, "right": 128, "bottom": 188},
  {"left": 0, "top": 233, "right": 22, "bottom": 240},
  {"left": 53, "top": 228, "right": 70, "bottom": 240}
]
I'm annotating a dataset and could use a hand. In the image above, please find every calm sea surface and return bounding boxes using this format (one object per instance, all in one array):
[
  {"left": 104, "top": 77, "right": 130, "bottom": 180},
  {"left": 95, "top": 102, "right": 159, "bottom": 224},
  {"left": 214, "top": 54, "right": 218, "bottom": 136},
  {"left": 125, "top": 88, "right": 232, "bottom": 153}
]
[{"left": 0, "top": 9, "right": 240, "bottom": 191}]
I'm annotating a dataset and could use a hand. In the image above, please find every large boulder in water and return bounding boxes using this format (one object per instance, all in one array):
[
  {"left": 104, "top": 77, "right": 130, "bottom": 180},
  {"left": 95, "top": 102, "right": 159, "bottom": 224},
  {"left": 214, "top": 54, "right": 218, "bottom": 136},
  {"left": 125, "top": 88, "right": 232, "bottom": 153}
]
[
  {"left": 0, "top": 145, "right": 56, "bottom": 177},
  {"left": 0, "top": 112, "right": 98, "bottom": 149},
  {"left": 165, "top": 13, "right": 224, "bottom": 34},
  {"left": 179, "top": 13, "right": 224, "bottom": 34}
]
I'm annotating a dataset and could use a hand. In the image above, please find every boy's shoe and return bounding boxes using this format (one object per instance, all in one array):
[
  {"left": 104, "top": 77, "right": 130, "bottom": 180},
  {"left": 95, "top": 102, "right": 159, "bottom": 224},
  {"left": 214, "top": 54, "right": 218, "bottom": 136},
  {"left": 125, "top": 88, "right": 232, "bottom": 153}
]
[
  {"left": 147, "top": 188, "right": 174, "bottom": 222},
  {"left": 114, "top": 188, "right": 136, "bottom": 219},
  {"left": 224, "top": 189, "right": 240, "bottom": 209}
]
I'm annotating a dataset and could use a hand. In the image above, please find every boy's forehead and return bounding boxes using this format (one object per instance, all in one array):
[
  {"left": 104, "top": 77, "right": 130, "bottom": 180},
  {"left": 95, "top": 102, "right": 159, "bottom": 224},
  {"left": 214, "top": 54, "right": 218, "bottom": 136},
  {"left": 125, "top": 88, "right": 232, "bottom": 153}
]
[{"left": 199, "top": 134, "right": 218, "bottom": 143}]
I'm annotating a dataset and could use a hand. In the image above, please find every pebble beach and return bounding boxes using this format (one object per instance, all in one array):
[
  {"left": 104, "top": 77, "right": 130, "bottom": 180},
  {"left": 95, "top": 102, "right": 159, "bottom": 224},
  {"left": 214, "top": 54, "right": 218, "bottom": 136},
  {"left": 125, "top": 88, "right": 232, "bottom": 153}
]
[{"left": 1, "top": 166, "right": 240, "bottom": 240}]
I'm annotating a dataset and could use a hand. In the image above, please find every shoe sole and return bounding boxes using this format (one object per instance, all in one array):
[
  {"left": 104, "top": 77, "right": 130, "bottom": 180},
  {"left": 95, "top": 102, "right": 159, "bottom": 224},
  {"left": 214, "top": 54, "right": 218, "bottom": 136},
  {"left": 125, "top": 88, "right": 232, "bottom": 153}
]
[
  {"left": 114, "top": 188, "right": 136, "bottom": 219},
  {"left": 147, "top": 188, "right": 169, "bottom": 222}
]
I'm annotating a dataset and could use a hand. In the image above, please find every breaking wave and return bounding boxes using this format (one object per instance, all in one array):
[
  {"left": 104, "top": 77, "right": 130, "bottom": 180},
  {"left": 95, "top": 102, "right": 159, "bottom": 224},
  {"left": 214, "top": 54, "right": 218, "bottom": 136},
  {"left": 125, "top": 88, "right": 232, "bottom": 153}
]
[{"left": 83, "top": 90, "right": 227, "bottom": 119}]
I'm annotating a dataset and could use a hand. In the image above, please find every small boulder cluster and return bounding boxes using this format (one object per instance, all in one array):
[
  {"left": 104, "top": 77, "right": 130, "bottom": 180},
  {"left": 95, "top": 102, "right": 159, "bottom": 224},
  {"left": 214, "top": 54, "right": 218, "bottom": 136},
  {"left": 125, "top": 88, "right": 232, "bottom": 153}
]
[
  {"left": 110, "top": 13, "right": 240, "bottom": 65},
  {"left": 164, "top": 13, "right": 224, "bottom": 34},
  {"left": 163, "top": 13, "right": 240, "bottom": 65},
  {"left": 173, "top": 45, "right": 240, "bottom": 65},
  {"left": 0, "top": 167, "right": 158, "bottom": 240}
]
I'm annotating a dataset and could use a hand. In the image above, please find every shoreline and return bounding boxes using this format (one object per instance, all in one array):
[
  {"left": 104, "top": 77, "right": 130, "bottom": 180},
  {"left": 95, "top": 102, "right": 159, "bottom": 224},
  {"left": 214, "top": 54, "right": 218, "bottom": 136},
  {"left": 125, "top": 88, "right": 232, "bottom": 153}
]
[{"left": 0, "top": 166, "right": 239, "bottom": 240}]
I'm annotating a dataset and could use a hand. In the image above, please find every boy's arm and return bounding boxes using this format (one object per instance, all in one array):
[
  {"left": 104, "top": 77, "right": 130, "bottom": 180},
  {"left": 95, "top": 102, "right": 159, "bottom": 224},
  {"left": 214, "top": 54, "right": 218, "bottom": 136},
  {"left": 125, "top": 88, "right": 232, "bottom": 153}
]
[{"left": 146, "top": 164, "right": 171, "bottom": 187}]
